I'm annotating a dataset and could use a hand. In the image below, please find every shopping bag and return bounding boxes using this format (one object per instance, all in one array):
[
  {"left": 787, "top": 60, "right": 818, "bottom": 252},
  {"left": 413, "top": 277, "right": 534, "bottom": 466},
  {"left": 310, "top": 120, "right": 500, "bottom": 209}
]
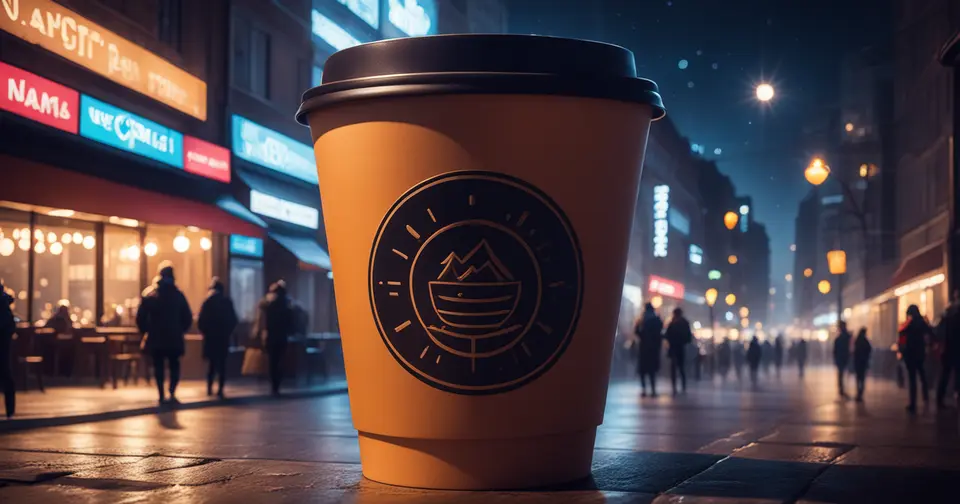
[{"left": 241, "top": 347, "right": 267, "bottom": 376}]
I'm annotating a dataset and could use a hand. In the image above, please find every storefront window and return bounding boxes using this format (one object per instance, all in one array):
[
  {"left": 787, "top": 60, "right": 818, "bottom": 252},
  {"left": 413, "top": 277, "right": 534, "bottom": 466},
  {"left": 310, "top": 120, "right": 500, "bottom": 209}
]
[
  {"left": 32, "top": 215, "right": 97, "bottom": 326},
  {"left": 103, "top": 225, "right": 142, "bottom": 327},
  {"left": 230, "top": 258, "right": 264, "bottom": 323},
  {"left": 145, "top": 225, "right": 212, "bottom": 316},
  {"left": 0, "top": 209, "right": 30, "bottom": 321}
]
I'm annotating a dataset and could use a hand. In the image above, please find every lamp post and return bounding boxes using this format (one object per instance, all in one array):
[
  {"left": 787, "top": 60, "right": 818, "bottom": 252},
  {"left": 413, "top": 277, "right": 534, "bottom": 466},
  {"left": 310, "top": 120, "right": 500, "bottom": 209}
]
[
  {"left": 827, "top": 250, "right": 847, "bottom": 321},
  {"left": 805, "top": 156, "right": 869, "bottom": 283}
]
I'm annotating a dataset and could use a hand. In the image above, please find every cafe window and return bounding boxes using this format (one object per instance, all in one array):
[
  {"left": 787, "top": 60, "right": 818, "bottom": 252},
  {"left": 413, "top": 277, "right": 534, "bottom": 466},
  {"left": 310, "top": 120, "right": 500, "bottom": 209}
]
[
  {"left": 230, "top": 257, "right": 264, "bottom": 323},
  {"left": 103, "top": 225, "right": 142, "bottom": 327},
  {"left": 31, "top": 215, "right": 97, "bottom": 327},
  {"left": 158, "top": 0, "right": 183, "bottom": 51},
  {"left": 145, "top": 225, "right": 213, "bottom": 316},
  {"left": 0, "top": 208, "right": 30, "bottom": 321}
]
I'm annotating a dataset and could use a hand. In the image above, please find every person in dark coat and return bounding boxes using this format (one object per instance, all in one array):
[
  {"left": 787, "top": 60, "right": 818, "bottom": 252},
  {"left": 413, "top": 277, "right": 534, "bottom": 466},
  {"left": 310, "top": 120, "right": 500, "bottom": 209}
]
[
  {"left": 900, "top": 305, "right": 933, "bottom": 413},
  {"left": 796, "top": 339, "right": 808, "bottom": 378},
  {"left": 635, "top": 303, "right": 663, "bottom": 397},
  {"left": 746, "top": 336, "right": 762, "bottom": 385},
  {"left": 773, "top": 335, "right": 785, "bottom": 379},
  {"left": 936, "top": 292, "right": 960, "bottom": 408},
  {"left": 834, "top": 322, "right": 853, "bottom": 398},
  {"left": 198, "top": 278, "right": 239, "bottom": 399},
  {"left": 1, "top": 282, "right": 16, "bottom": 418},
  {"left": 665, "top": 307, "right": 692, "bottom": 395},
  {"left": 853, "top": 328, "right": 872, "bottom": 402},
  {"left": 717, "top": 338, "right": 732, "bottom": 380},
  {"left": 136, "top": 263, "right": 193, "bottom": 406},
  {"left": 257, "top": 280, "right": 295, "bottom": 395}
]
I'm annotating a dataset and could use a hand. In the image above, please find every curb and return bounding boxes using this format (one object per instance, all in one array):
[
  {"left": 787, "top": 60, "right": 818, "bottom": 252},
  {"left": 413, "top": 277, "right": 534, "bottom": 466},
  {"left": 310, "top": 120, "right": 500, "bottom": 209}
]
[{"left": 0, "top": 385, "right": 349, "bottom": 434}]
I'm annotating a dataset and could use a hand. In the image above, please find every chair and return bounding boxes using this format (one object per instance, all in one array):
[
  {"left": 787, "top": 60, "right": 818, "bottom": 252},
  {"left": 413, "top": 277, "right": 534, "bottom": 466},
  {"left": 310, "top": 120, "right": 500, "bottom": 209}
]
[
  {"left": 13, "top": 327, "right": 50, "bottom": 392},
  {"left": 104, "top": 333, "right": 142, "bottom": 389}
]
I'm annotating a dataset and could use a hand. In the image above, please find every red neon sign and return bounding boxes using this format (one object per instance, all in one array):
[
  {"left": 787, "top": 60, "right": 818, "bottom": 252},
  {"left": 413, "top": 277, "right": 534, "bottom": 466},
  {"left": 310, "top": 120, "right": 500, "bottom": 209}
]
[
  {"left": 0, "top": 61, "right": 79, "bottom": 134},
  {"left": 184, "top": 136, "right": 231, "bottom": 183},
  {"left": 648, "top": 275, "right": 685, "bottom": 300}
]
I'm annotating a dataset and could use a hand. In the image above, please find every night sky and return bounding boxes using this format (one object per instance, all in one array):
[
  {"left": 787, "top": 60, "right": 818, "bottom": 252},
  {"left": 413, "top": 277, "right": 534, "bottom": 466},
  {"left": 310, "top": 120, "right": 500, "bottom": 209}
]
[{"left": 505, "top": 0, "right": 891, "bottom": 298}]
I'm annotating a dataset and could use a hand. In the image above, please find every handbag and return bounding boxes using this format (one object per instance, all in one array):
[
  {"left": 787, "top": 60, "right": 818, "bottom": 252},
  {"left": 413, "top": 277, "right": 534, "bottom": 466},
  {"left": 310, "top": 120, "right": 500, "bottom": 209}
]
[{"left": 241, "top": 347, "right": 267, "bottom": 376}]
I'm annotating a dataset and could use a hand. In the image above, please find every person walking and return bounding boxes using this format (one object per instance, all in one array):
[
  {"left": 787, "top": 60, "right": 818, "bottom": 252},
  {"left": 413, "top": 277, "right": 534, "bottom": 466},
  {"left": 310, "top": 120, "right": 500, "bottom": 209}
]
[
  {"left": 635, "top": 303, "right": 663, "bottom": 397},
  {"left": 834, "top": 322, "right": 853, "bottom": 398},
  {"left": 198, "top": 278, "right": 239, "bottom": 399},
  {"left": 746, "top": 336, "right": 762, "bottom": 386},
  {"left": 761, "top": 339, "right": 773, "bottom": 376},
  {"left": 773, "top": 335, "right": 785, "bottom": 379},
  {"left": 665, "top": 307, "right": 693, "bottom": 395},
  {"left": 733, "top": 339, "right": 745, "bottom": 381},
  {"left": 796, "top": 338, "right": 808, "bottom": 378},
  {"left": 257, "top": 281, "right": 295, "bottom": 395},
  {"left": 936, "top": 292, "right": 960, "bottom": 409},
  {"left": 900, "top": 305, "right": 933, "bottom": 413},
  {"left": 1, "top": 281, "right": 16, "bottom": 418},
  {"left": 853, "top": 328, "right": 872, "bottom": 402},
  {"left": 136, "top": 263, "right": 193, "bottom": 406}
]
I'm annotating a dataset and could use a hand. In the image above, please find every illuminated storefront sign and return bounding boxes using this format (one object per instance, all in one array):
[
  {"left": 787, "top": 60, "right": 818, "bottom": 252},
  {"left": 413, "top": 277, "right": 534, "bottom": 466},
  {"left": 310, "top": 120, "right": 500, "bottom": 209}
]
[
  {"left": 311, "top": 9, "right": 362, "bottom": 51},
  {"left": 249, "top": 189, "right": 319, "bottom": 229},
  {"left": 79, "top": 94, "right": 183, "bottom": 168},
  {"left": 648, "top": 275, "right": 685, "bottom": 300},
  {"left": 231, "top": 115, "right": 317, "bottom": 184},
  {"left": 689, "top": 245, "right": 703, "bottom": 265},
  {"left": 337, "top": 0, "right": 379, "bottom": 29},
  {"left": 0, "top": 0, "right": 207, "bottom": 120},
  {"left": 387, "top": 0, "right": 435, "bottom": 36},
  {"left": 0, "top": 61, "right": 78, "bottom": 133},
  {"left": 653, "top": 184, "right": 670, "bottom": 257},
  {"left": 183, "top": 136, "right": 230, "bottom": 183},
  {"left": 229, "top": 235, "right": 263, "bottom": 258},
  {"left": 708, "top": 270, "right": 722, "bottom": 280}
]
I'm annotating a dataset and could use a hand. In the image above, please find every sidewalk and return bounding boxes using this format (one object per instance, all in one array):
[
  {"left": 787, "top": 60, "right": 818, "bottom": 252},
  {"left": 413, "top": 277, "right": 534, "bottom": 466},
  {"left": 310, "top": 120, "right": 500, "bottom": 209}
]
[{"left": 0, "top": 378, "right": 348, "bottom": 433}]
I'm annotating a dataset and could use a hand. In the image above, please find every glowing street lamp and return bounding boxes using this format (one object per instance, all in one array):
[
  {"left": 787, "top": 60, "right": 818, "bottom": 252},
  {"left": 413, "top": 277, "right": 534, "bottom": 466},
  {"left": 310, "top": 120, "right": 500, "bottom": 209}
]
[
  {"left": 705, "top": 288, "right": 719, "bottom": 307},
  {"left": 728, "top": 255, "right": 738, "bottom": 265},
  {"left": 725, "top": 293, "right": 737, "bottom": 306},
  {"left": 724, "top": 211, "right": 739, "bottom": 230},
  {"left": 827, "top": 250, "right": 847, "bottom": 275},
  {"left": 805, "top": 157, "right": 831, "bottom": 186},
  {"left": 785, "top": 273, "right": 793, "bottom": 282},
  {"left": 739, "top": 306, "right": 750, "bottom": 318},
  {"left": 818, "top": 280, "right": 832, "bottom": 294},
  {"left": 803, "top": 268, "right": 813, "bottom": 278},
  {"left": 756, "top": 83, "right": 775, "bottom": 102}
]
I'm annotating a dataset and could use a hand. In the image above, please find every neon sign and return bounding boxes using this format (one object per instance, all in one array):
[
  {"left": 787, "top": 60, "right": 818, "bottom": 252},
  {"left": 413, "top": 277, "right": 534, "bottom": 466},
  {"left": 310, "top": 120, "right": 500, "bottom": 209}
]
[{"left": 653, "top": 185, "right": 670, "bottom": 257}]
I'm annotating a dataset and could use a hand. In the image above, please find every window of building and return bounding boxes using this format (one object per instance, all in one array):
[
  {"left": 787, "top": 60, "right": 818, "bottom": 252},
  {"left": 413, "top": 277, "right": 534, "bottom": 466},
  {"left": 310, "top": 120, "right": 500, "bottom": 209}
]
[
  {"left": 158, "top": 0, "right": 183, "bottom": 50},
  {"left": 103, "top": 225, "right": 142, "bottom": 327},
  {"left": 0, "top": 209, "right": 30, "bottom": 321},
  {"left": 31, "top": 215, "right": 97, "bottom": 327},
  {"left": 232, "top": 16, "right": 271, "bottom": 100},
  {"left": 144, "top": 225, "right": 212, "bottom": 317},
  {"left": 230, "top": 258, "right": 264, "bottom": 324}
]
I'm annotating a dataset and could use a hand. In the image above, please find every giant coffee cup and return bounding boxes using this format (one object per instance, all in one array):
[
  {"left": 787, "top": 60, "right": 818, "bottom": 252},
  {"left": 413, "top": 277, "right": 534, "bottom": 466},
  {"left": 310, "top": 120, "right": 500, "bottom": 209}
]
[{"left": 297, "top": 34, "right": 665, "bottom": 490}]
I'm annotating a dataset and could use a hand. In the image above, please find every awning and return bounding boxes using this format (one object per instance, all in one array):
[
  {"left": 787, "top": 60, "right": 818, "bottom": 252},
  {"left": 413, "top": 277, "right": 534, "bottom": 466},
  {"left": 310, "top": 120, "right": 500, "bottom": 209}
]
[
  {"left": 890, "top": 242, "right": 944, "bottom": 289},
  {"left": 269, "top": 232, "right": 331, "bottom": 270},
  {"left": 216, "top": 196, "right": 268, "bottom": 228},
  {"left": 235, "top": 166, "right": 320, "bottom": 209},
  {"left": 0, "top": 155, "right": 265, "bottom": 237}
]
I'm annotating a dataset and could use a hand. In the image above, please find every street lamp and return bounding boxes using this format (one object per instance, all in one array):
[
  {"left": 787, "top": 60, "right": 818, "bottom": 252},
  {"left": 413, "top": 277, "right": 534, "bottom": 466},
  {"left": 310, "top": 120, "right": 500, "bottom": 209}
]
[
  {"left": 728, "top": 254, "right": 738, "bottom": 265},
  {"left": 827, "top": 250, "right": 847, "bottom": 321},
  {"left": 725, "top": 293, "right": 737, "bottom": 306},
  {"left": 739, "top": 306, "right": 750, "bottom": 318},
  {"left": 705, "top": 288, "right": 718, "bottom": 341},
  {"left": 724, "top": 211, "right": 739, "bottom": 230},
  {"left": 803, "top": 268, "right": 813, "bottom": 278},
  {"left": 818, "top": 280, "right": 832, "bottom": 295},
  {"left": 804, "top": 157, "right": 831, "bottom": 186},
  {"left": 756, "top": 83, "right": 775, "bottom": 102}
]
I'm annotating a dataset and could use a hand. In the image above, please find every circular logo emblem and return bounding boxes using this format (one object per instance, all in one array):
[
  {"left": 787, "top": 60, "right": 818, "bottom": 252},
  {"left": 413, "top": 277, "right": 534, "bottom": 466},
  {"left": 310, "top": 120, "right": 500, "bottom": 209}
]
[{"left": 369, "top": 171, "right": 584, "bottom": 395}]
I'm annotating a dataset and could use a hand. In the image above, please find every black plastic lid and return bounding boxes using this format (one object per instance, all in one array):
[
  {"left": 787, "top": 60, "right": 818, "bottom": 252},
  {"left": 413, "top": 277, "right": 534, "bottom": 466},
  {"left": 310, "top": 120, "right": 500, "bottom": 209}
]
[{"left": 296, "top": 34, "right": 665, "bottom": 125}]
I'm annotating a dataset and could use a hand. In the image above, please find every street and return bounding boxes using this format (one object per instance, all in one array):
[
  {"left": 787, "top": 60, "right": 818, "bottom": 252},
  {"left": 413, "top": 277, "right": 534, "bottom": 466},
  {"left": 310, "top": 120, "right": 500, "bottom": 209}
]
[{"left": 0, "top": 367, "right": 958, "bottom": 503}]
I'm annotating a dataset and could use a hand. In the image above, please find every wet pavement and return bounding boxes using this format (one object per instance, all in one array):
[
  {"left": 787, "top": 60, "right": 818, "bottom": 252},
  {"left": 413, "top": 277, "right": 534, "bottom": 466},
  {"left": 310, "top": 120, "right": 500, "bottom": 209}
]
[{"left": 0, "top": 366, "right": 958, "bottom": 503}]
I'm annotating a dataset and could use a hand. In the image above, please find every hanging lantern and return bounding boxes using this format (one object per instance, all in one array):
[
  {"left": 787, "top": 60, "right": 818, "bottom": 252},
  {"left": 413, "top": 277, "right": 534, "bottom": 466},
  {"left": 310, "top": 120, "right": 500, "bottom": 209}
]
[
  {"left": 705, "top": 288, "right": 718, "bottom": 307},
  {"left": 723, "top": 211, "right": 739, "bottom": 230},
  {"left": 827, "top": 250, "right": 847, "bottom": 275},
  {"left": 805, "top": 157, "right": 831, "bottom": 186}
]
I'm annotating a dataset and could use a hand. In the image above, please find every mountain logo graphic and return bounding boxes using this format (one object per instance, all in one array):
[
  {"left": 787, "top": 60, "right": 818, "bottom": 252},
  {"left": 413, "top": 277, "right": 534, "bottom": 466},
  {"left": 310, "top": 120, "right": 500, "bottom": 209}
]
[{"left": 429, "top": 240, "right": 523, "bottom": 337}]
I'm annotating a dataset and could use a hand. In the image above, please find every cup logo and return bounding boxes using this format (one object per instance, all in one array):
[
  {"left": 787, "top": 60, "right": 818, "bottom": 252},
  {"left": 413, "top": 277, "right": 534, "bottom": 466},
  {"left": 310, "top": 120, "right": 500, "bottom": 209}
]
[{"left": 369, "top": 171, "right": 583, "bottom": 394}]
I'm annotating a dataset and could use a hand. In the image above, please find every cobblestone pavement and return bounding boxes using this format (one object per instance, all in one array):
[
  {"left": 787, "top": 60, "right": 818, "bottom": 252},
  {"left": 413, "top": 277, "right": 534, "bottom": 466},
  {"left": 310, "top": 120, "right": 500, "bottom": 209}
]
[{"left": 0, "top": 367, "right": 958, "bottom": 503}]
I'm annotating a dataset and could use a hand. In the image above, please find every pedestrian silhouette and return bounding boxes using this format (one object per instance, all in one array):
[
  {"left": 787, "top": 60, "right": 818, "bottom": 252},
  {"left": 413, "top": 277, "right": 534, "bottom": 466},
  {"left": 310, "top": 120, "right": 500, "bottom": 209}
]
[
  {"left": 136, "top": 262, "right": 193, "bottom": 407},
  {"left": 761, "top": 339, "right": 773, "bottom": 375},
  {"left": 834, "top": 322, "right": 852, "bottom": 398},
  {"left": 796, "top": 338, "right": 808, "bottom": 378},
  {"left": 900, "top": 305, "right": 933, "bottom": 413},
  {"left": 0, "top": 280, "right": 16, "bottom": 418},
  {"left": 936, "top": 291, "right": 960, "bottom": 409},
  {"left": 853, "top": 328, "right": 872, "bottom": 402},
  {"left": 256, "top": 280, "right": 295, "bottom": 395},
  {"left": 773, "top": 335, "right": 784, "bottom": 379},
  {"left": 746, "top": 336, "right": 762, "bottom": 386},
  {"left": 733, "top": 339, "right": 745, "bottom": 381},
  {"left": 198, "top": 277, "right": 239, "bottom": 399},
  {"left": 717, "top": 338, "right": 732, "bottom": 381},
  {"left": 635, "top": 303, "right": 663, "bottom": 397},
  {"left": 665, "top": 307, "right": 693, "bottom": 395}
]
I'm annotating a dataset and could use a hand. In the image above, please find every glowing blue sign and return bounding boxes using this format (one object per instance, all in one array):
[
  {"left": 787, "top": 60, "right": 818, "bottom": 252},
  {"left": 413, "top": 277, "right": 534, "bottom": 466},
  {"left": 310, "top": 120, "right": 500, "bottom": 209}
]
[
  {"left": 388, "top": 0, "right": 436, "bottom": 36},
  {"left": 79, "top": 95, "right": 182, "bottom": 168},
  {"left": 337, "top": 0, "right": 379, "bottom": 29},
  {"left": 311, "top": 10, "right": 362, "bottom": 51},
  {"left": 739, "top": 205, "right": 750, "bottom": 232},
  {"left": 229, "top": 235, "right": 264, "bottom": 258},
  {"left": 653, "top": 185, "right": 669, "bottom": 258},
  {"left": 231, "top": 115, "right": 317, "bottom": 185}
]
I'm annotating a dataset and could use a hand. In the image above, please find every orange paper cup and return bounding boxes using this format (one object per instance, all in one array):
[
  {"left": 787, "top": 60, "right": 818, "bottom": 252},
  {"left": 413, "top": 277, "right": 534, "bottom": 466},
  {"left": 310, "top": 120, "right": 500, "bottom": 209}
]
[{"left": 297, "top": 35, "right": 665, "bottom": 490}]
